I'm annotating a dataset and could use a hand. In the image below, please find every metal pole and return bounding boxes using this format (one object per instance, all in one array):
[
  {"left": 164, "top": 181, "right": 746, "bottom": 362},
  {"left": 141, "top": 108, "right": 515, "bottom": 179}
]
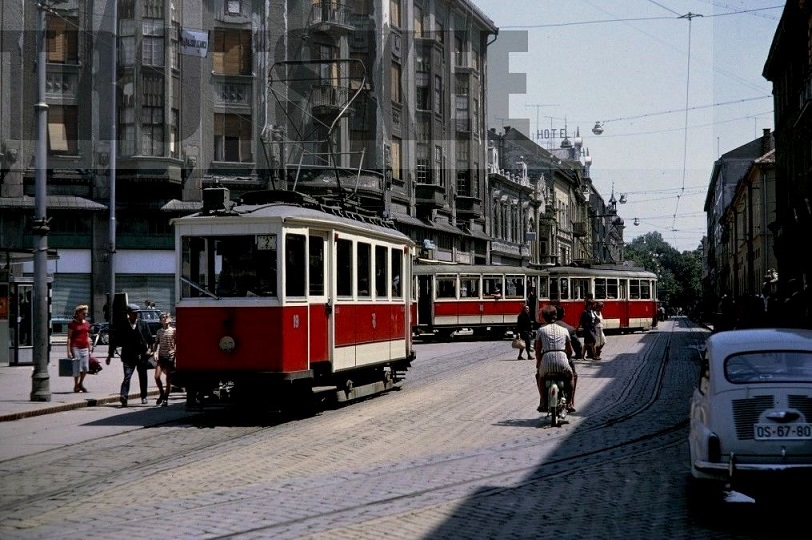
[
  {"left": 31, "top": 2, "right": 51, "bottom": 401},
  {"left": 109, "top": 0, "right": 117, "bottom": 298}
]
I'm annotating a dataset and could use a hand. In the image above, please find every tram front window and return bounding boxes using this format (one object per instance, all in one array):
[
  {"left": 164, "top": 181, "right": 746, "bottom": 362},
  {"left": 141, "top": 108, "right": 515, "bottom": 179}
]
[{"left": 180, "top": 235, "right": 277, "bottom": 298}]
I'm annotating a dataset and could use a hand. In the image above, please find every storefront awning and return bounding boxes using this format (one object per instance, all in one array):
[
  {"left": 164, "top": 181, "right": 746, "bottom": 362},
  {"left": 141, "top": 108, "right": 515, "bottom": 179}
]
[
  {"left": 161, "top": 199, "right": 203, "bottom": 212},
  {"left": 0, "top": 195, "right": 107, "bottom": 211},
  {"left": 392, "top": 212, "right": 426, "bottom": 228}
]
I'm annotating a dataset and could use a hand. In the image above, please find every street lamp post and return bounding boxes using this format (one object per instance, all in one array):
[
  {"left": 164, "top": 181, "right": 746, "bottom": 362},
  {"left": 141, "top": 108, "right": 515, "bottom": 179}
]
[{"left": 31, "top": 2, "right": 51, "bottom": 401}]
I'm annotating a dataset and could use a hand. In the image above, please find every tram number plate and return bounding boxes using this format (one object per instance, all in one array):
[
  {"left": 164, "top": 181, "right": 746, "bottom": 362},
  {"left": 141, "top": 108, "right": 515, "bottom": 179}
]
[{"left": 754, "top": 423, "right": 812, "bottom": 440}]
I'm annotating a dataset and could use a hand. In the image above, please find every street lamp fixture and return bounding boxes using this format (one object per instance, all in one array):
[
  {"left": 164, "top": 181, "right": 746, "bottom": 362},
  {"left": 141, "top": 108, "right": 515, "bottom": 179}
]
[{"left": 592, "top": 121, "right": 604, "bottom": 135}]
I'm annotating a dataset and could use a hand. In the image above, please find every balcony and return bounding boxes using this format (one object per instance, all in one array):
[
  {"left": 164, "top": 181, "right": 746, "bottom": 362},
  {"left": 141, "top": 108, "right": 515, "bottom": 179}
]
[
  {"left": 213, "top": 79, "right": 252, "bottom": 107},
  {"left": 311, "top": 85, "right": 351, "bottom": 117},
  {"left": 415, "top": 183, "right": 446, "bottom": 209},
  {"left": 455, "top": 195, "right": 481, "bottom": 218},
  {"left": 308, "top": 1, "right": 354, "bottom": 34}
]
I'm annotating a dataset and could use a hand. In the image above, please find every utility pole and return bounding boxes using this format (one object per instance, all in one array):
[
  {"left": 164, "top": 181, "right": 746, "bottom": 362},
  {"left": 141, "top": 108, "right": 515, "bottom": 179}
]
[
  {"left": 109, "top": 0, "right": 117, "bottom": 300},
  {"left": 31, "top": 1, "right": 51, "bottom": 401}
]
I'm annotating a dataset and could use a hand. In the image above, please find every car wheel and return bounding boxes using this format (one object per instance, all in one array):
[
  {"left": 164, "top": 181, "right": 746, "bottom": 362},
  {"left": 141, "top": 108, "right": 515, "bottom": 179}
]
[{"left": 685, "top": 474, "right": 726, "bottom": 516}]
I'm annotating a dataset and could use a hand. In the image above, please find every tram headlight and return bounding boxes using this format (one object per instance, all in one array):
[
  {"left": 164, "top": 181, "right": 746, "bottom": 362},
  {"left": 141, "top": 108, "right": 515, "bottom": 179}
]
[{"left": 219, "top": 335, "right": 236, "bottom": 353}]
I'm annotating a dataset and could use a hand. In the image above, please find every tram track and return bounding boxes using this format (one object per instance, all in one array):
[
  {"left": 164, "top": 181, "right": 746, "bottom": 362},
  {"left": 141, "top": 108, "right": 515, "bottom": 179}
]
[{"left": 0, "top": 319, "right": 708, "bottom": 539}]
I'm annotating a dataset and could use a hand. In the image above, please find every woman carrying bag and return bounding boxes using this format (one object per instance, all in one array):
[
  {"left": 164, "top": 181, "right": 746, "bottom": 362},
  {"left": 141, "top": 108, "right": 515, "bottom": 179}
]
[{"left": 515, "top": 304, "right": 534, "bottom": 360}]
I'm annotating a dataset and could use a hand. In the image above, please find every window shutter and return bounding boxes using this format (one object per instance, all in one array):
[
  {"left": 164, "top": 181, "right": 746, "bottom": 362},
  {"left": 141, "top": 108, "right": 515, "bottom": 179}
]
[
  {"left": 212, "top": 30, "right": 225, "bottom": 73},
  {"left": 47, "top": 16, "right": 66, "bottom": 62}
]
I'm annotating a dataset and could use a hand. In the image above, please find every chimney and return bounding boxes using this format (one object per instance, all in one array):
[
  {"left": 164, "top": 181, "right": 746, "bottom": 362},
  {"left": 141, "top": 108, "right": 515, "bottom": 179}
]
[{"left": 762, "top": 128, "right": 772, "bottom": 154}]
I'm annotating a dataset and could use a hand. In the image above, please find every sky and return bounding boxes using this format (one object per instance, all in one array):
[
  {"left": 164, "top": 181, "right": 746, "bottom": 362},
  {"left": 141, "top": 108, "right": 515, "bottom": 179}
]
[{"left": 471, "top": 0, "right": 782, "bottom": 253}]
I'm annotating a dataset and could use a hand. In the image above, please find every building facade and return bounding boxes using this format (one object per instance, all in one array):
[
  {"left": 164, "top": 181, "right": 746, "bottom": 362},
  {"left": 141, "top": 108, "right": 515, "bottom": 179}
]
[
  {"left": 762, "top": 0, "right": 812, "bottom": 322},
  {"left": 0, "top": 0, "right": 498, "bottom": 322}
]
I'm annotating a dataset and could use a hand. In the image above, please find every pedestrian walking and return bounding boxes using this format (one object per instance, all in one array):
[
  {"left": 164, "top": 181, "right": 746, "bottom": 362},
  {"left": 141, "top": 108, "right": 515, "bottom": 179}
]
[
  {"left": 154, "top": 312, "right": 176, "bottom": 407},
  {"left": 554, "top": 304, "right": 580, "bottom": 409},
  {"left": 105, "top": 303, "right": 155, "bottom": 407},
  {"left": 593, "top": 302, "right": 606, "bottom": 360},
  {"left": 579, "top": 298, "right": 597, "bottom": 359},
  {"left": 515, "top": 304, "right": 534, "bottom": 360},
  {"left": 66, "top": 304, "right": 91, "bottom": 393}
]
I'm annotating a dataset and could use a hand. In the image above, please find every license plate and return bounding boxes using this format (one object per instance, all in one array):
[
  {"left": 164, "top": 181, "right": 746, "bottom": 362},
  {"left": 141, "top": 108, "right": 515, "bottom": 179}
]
[{"left": 754, "top": 423, "right": 812, "bottom": 440}]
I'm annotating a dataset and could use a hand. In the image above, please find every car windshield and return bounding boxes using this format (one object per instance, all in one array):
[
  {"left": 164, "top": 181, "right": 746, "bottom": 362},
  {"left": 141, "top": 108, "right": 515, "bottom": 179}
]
[{"left": 725, "top": 351, "right": 812, "bottom": 383}]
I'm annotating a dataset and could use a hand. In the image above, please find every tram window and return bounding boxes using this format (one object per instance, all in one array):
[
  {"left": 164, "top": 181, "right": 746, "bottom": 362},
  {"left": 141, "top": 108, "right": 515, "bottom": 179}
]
[
  {"left": 630, "top": 280, "right": 640, "bottom": 299},
  {"left": 186, "top": 235, "right": 278, "bottom": 298},
  {"left": 572, "top": 278, "right": 590, "bottom": 300},
  {"left": 375, "top": 245, "right": 388, "bottom": 298},
  {"left": 537, "top": 277, "right": 549, "bottom": 299},
  {"left": 595, "top": 278, "right": 607, "bottom": 300},
  {"left": 337, "top": 239, "right": 353, "bottom": 296},
  {"left": 285, "top": 234, "right": 306, "bottom": 297},
  {"left": 559, "top": 278, "right": 569, "bottom": 300},
  {"left": 460, "top": 274, "right": 480, "bottom": 298},
  {"left": 357, "top": 242, "right": 371, "bottom": 297},
  {"left": 309, "top": 236, "right": 325, "bottom": 296},
  {"left": 483, "top": 275, "right": 502, "bottom": 296},
  {"left": 640, "top": 280, "right": 651, "bottom": 299},
  {"left": 437, "top": 275, "right": 457, "bottom": 299},
  {"left": 607, "top": 279, "right": 619, "bottom": 299},
  {"left": 505, "top": 275, "right": 524, "bottom": 298},
  {"left": 391, "top": 248, "right": 403, "bottom": 298}
]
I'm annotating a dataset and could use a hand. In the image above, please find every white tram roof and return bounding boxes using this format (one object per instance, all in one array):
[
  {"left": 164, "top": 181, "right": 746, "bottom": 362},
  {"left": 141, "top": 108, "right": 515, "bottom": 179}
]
[
  {"left": 173, "top": 202, "right": 413, "bottom": 245},
  {"left": 544, "top": 265, "right": 657, "bottom": 279}
]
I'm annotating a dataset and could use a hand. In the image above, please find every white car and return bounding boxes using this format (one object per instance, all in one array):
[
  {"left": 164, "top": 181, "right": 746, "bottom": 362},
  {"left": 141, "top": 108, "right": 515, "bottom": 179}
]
[{"left": 688, "top": 327, "right": 812, "bottom": 502}]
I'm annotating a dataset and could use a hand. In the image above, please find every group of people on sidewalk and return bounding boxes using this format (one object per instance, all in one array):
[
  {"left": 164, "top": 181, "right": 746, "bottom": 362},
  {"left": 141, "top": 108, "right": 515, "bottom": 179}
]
[
  {"left": 67, "top": 301, "right": 176, "bottom": 408},
  {"left": 104, "top": 303, "right": 177, "bottom": 407},
  {"left": 515, "top": 296, "right": 609, "bottom": 415}
]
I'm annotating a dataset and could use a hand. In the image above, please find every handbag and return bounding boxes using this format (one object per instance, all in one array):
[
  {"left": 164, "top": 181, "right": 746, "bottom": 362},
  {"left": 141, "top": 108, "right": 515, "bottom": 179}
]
[
  {"left": 141, "top": 353, "right": 157, "bottom": 369},
  {"left": 511, "top": 336, "right": 526, "bottom": 350},
  {"left": 88, "top": 355, "right": 103, "bottom": 375}
]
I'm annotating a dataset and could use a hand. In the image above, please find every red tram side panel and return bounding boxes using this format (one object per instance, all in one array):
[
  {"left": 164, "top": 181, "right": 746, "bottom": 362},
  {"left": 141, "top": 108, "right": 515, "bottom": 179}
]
[
  {"left": 172, "top": 189, "right": 415, "bottom": 409},
  {"left": 540, "top": 265, "right": 658, "bottom": 333},
  {"left": 412, "top": 265, "right": 547, "bottom": 338}
]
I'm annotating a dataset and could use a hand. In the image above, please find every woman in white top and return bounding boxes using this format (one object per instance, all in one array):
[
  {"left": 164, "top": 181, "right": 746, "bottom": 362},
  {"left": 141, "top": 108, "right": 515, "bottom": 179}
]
[{"left": 593, "top": 302, "right": 606, "bottom": 360}]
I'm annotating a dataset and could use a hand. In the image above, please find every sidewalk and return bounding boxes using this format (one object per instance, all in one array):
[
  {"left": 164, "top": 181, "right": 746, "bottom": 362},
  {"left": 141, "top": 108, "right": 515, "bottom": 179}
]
[{"left": 0, "top": 338, "right": 163, "bottom": 422}]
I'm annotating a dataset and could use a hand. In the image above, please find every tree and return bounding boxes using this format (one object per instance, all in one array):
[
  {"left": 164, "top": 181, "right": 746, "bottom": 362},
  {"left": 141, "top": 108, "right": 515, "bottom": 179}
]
[{"left": 624, "top": 232, "right": 702, "bottom": 315}]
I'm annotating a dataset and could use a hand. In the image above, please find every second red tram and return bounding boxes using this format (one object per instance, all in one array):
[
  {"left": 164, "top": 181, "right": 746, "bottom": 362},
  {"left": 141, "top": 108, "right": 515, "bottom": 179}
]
[
  {"left": 172, "top": 188, "right": 415, "bottom": 408},
  {"left": 412, "top": 264, "right": 657, "bottom": 338}
]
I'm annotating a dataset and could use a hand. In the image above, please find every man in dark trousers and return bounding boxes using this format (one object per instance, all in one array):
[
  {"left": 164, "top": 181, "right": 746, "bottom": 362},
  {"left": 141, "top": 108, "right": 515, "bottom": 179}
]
[{"left": 106, "top": 304, "right": 155, "bottom": 407}]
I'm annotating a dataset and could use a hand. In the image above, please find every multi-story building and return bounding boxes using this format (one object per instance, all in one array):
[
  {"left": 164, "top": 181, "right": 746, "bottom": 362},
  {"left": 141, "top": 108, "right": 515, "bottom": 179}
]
[
  {"left": 0, "top": 0, "right": 497, "bottom": 326},
  {"left": 721, "top": 144, "right": 777, "bottom": 300},
  {"left": 763, "top": 0, "right": 812, "bottom": 320},
  {"left": 703, "top": 130, "right": 774, "bottom": 308},
  {"left": 486, "top": 125, "right": 621, "bottom": 267}
]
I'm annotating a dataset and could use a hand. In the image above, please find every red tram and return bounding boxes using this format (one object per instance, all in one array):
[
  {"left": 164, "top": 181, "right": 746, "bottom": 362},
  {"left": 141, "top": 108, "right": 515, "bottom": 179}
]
[
  {"left": 412, "top": 263, "right": 657, "bottom": 338},
  {"left": 539, "top": 265, "right": 658, "bottom": 333},
  {"left": 172, "top": 188, "right": 415, "bottom": 409},
  {"left": 413, "top": 264, "right": 548, "bottom": 339}
]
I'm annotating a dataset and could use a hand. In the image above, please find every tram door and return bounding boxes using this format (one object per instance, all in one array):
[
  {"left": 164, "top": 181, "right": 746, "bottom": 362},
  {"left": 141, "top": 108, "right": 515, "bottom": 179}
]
[
  {"left": 417, "top": 275, "right": 433, "bottom": 327},
  {"left": 308, "top": 233, "right": 331, "bottom": 364}
]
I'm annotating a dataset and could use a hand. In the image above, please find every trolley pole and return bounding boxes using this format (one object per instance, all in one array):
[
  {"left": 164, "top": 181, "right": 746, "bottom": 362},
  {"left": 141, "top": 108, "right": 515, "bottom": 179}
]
[{"left": 31, "top": 1, "right": 51, "bottom": 401}]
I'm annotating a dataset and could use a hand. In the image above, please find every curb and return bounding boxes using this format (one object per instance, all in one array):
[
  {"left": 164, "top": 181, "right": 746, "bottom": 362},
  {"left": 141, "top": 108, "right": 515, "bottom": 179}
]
[{"left": 0, "top": 389, "right": 162, "bottom": 423}]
